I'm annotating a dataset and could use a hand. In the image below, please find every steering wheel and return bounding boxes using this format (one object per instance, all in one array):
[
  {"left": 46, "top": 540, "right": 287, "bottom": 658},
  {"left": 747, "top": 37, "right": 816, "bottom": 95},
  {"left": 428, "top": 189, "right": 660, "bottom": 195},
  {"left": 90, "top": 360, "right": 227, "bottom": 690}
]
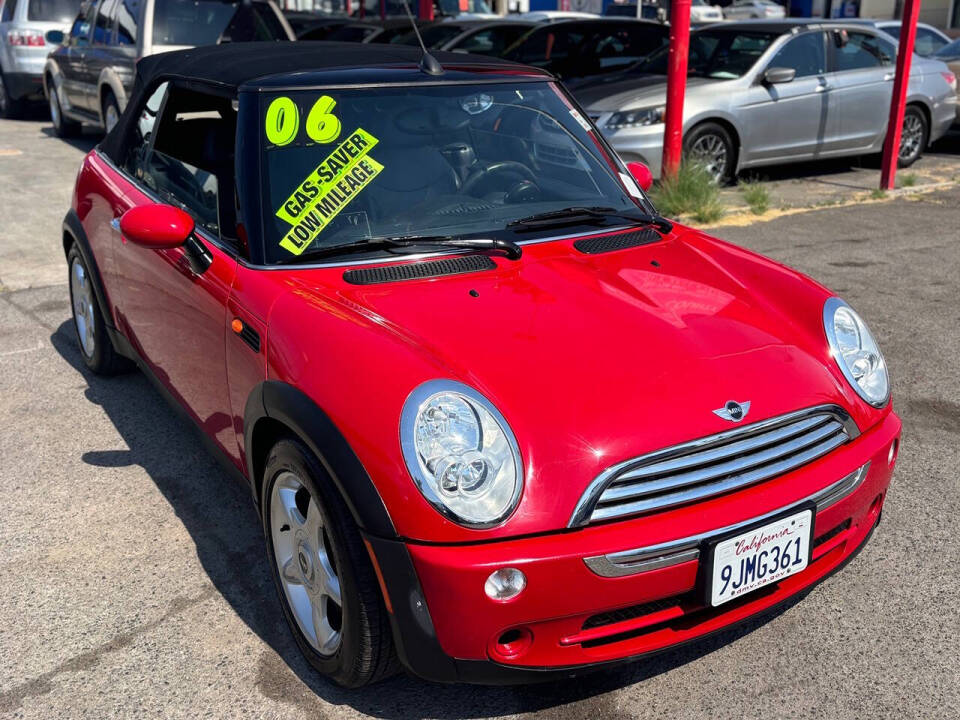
[{"left": 461, "top": 161, "right": 541, "bottom": 201}]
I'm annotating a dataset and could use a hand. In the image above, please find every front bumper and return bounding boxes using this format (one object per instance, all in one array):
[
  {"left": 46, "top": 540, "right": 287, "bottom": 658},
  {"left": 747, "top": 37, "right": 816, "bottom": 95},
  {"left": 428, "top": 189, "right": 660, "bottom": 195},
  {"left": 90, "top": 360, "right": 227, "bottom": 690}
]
[{"left": 368, "top": 410, "right": 900, "bottom": 683}]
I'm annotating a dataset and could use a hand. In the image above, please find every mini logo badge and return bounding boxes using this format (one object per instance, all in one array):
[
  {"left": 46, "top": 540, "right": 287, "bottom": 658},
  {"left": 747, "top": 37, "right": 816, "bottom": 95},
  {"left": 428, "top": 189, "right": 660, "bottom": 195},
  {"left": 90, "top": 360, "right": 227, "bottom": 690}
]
[{"left": 714, "top": 400, "right": 751, "bottom": 422}]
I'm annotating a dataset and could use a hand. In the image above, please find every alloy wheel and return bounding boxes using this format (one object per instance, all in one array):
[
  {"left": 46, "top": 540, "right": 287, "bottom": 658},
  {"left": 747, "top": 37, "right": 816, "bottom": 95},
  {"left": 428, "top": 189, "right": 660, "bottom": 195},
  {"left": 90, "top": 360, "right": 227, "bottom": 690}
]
[
  {"left": 270, "top": 471, "right": 343, "bottom": 656},
  {"left": 70, "top": 257, "right": 96, "bottom": 358},
  {"left": 899, "top": 113, "right": 923, "bottom": 161},
  {"left": 689, "top": 133, "right": 728, "bottom": 183}
]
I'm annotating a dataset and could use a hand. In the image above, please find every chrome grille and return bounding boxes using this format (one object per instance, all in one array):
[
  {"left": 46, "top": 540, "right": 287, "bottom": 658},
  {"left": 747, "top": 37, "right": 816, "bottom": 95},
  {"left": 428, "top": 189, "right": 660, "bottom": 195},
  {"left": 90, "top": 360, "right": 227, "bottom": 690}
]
[{"left": 569, "top": 405, "right": 858, "bottom": 527}]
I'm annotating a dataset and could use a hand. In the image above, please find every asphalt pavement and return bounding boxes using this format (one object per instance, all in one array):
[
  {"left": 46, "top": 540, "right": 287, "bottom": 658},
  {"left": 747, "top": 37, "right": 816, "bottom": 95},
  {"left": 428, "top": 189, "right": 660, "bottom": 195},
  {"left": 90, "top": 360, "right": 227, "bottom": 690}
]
[{"left": 1, "top": 116, "right": 958, "bottom": 719}]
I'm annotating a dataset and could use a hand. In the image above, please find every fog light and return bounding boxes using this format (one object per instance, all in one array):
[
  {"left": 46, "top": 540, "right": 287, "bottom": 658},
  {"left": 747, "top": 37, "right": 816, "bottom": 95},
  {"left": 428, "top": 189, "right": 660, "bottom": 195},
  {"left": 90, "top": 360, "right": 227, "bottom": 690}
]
[{"left": 484, "top": 567, "right": 526, "bottom": 601}]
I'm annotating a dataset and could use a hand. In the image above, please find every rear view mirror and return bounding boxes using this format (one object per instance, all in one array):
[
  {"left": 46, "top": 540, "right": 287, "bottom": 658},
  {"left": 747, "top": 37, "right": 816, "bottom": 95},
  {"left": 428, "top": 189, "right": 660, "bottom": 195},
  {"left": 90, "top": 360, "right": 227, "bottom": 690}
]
[
  {"left": 120, "top": 204, "right": 194, "bottom": 249},
  {"left": 763, "top": 67, "right": 797, "bottom": 85},
  {"left": 45, "top": 29, "right": 65, "bottom": 45},
  {"left": 626, "top": 161, "right": 654, "bottom": 192}
]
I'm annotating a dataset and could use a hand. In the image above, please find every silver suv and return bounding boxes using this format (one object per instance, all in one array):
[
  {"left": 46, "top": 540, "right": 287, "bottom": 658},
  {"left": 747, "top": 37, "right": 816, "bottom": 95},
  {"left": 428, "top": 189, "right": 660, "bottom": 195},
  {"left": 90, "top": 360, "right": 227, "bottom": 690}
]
[
  {"left": 0, "top": 0, "right": 79, "bottom": 117},
  {"left": 43, "top": 0, "right": 293, "bottom": 136}
]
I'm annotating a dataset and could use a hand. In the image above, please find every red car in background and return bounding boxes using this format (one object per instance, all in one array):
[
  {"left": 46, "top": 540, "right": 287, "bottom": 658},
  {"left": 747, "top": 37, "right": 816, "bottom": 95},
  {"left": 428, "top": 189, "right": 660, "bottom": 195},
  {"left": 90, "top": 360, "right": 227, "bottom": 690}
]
[{"left": 64, "top": 42, "right": 900, "bottom": 687}]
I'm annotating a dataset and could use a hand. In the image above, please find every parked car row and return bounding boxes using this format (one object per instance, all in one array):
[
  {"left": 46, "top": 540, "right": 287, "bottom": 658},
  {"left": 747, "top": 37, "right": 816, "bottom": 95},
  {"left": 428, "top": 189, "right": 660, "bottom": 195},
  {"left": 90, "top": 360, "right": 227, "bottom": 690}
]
[{"left": 575, "top": 21, "right": 957, "bottom": 181}]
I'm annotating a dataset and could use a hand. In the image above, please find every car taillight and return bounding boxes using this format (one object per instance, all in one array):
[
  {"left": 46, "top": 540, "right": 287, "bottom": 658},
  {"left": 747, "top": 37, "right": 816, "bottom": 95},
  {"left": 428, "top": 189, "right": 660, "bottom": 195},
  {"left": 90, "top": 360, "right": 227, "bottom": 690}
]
[
  {"left": 7, "top": 29, "right": 45, "bottom": 46},
  {"left": 941, "top": 71, "right": 957, "bottom": 91}
]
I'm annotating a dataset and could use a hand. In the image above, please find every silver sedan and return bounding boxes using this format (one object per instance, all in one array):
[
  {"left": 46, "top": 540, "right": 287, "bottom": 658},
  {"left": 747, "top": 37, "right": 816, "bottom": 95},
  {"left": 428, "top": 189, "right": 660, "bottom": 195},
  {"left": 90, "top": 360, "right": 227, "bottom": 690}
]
[{"left": 575, "top": 21, "right": 958, "bottom": 182}]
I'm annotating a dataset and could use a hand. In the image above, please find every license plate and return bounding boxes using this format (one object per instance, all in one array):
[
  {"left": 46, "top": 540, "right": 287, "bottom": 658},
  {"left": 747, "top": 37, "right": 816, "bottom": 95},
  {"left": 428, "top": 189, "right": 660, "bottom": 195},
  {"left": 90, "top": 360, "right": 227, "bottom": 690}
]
[{"left": 709, "top": 508, "right": 813, "bottom": 607}]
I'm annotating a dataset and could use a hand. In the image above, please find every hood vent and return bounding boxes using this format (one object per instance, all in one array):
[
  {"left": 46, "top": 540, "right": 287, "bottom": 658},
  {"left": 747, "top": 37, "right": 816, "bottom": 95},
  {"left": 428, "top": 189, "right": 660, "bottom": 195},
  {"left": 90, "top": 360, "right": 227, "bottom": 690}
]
[
  {"left": 343, "top": 255, "right": 497, "bottom": 285},
  {"left": 574, "top": 229, "right": 661, "bottom": 255}
]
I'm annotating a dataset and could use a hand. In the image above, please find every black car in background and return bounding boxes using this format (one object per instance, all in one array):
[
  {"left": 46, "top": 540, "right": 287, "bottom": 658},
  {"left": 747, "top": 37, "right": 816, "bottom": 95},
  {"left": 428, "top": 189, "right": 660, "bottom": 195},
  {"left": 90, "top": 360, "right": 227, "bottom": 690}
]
[
  {"left": 502, "top": 19, "right": 669, "bottom": 84},
  {"left": 44, "top": 0, "right": 292, "bottom": 137},
  {"left": 388, "top": 19, "right": 534, "bottom": 56}
]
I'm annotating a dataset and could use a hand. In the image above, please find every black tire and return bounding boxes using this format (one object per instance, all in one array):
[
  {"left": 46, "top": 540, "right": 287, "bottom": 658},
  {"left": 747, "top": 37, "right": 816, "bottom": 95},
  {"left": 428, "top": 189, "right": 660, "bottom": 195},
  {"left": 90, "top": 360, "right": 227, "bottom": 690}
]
[
  {"left": 101, "top": 89, "right": 120, "bottom": 134},
  {"left": 261, "top": 437, "right": 398, "bottom": 688},
  {"left": 67, "top": 244, "right": 129, "bottom": 375},
  {"left": 683, "top": 121, "right": 736, "bottom": 184},
  {"left": 0, "top": 71, "right": 25, "bottom": 119},
  {"left": 49, "top": 83, "right": 81, "bottom": 138},
  {"left": 897, "top": 105, "right": 928, "bottom": 168}
]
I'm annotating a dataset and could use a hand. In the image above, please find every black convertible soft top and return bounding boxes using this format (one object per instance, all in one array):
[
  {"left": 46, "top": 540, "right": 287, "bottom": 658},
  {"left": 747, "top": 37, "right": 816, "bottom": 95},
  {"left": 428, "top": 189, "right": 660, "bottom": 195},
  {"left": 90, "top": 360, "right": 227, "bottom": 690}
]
[
  {"left": 100, "top": 42, "right": 544, "bottom": 161},
  {"left": 133, "top": 41, "right": 534, "bottom": 92}
]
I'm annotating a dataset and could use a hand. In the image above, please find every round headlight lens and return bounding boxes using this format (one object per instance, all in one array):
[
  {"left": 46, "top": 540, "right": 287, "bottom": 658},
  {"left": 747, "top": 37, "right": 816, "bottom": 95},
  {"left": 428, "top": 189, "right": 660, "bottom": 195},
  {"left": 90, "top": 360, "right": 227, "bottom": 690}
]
[
  {"left": 401, "top": 381, "right": 523, "bottom": 528},
  {"left": 824, "top": 297, "right": 889, "bottom": 407}
]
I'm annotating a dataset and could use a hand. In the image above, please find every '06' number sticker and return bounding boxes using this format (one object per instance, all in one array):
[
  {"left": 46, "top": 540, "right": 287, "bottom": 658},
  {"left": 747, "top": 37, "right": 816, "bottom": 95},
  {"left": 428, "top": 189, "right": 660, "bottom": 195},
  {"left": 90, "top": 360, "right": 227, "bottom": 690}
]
[{"left": 265, "top": 95, "right": 342, "bottom": 146}]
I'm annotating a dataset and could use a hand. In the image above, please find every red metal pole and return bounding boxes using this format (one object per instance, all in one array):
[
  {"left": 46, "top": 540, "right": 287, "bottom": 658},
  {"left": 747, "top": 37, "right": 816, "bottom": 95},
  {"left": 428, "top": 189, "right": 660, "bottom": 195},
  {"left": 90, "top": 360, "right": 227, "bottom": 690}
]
[
  {"left": 418, "top": 0, "right": 434, "bottom": 20},
  {"left": 879, "top": 0, "right": 921, "bottom": 189},
  {"left": 661, "top": 0, "right": 691, "bottom": 179}
]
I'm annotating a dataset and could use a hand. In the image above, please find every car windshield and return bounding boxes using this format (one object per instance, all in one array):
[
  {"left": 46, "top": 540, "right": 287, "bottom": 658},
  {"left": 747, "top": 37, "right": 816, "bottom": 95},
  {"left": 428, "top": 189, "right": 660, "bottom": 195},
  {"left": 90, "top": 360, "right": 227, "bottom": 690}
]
[
  {"left": 152, "top": 0, "right": 288, "bottom": 45},
  {"left": 633, "top": 29, "right": 779, "bottom": 79},
  {"left": 257, "top": 82, "right": 640, "bottom": 263},
  {"left": 27, "top": 0, "right": 79, "bottom": 22}
]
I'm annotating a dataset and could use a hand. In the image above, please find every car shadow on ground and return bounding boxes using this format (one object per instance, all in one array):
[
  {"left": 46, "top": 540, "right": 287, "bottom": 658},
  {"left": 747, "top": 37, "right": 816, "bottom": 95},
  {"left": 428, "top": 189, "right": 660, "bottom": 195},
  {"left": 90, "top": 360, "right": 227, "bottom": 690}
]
[
  {"left": 51, "top": 319, "right": 815, "bottom": 719},
  {"left": 38, "top": 125, "right": 100, "bottom": 153}
]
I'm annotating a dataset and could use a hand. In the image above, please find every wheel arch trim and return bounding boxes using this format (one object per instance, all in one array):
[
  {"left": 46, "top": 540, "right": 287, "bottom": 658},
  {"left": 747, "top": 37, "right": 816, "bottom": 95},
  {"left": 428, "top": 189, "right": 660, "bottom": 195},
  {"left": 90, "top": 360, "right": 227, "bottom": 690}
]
[
  {"left": 63, "top": 209, "right": 117, "bottom": 334},
  {"left": 244, "top": 381, "right": 397, "bottom": 539}
]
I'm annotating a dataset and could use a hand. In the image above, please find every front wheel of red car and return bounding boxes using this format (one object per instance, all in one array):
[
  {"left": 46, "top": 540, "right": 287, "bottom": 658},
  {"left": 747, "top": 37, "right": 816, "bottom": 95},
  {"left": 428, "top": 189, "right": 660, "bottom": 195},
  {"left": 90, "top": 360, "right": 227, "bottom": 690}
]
[
  {"left": 67, "top": 245, "right": 129, "bottom": 375},
  {"left": 261, "top": 438, "right": 398, "bottom": 688}
]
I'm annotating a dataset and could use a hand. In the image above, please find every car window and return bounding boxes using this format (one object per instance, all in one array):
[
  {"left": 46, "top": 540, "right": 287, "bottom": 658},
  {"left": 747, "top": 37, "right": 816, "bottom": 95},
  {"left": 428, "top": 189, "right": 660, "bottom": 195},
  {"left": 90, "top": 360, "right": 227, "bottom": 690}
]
[
  {"left": 67, "top": 0, "right": 92, "bottom": 45},
  {"left": 92, "top": 0, "right": 117, "bottom": 45},
  {"left": 152, "top": 0, "right": 288, "bottom": 46},
  {"left": 936, "top": 37, "right": 960, "bottom": 60},
  {"left": 833, "top": 31, "right": 890, "bottom": 71},
  {"left": 322, "top": 23, "right": 376, "bottom": 42},
  {"left": 392, "top": 23, "right": 463, "bottom": 48},
  {"left": 454, "top": 25, "right": 530, "bottom": 56},
  {"left": 913, "top": 27, "right": 948, "bottom": 56},
  {"left": 588, "top": 24, "right": 668, "bottom": 71},
  {"left": 27, "top": 0, "right": 78, "bottom": 22},
  {"left": 768, "top": 31, "right": 825, "bottom": 78},
  {"left": 126, "top": 83, "right": 236, "bottom": 238},
  {"left": 880, "top": 24, "right": 900, "bottom": 40},
  {"left": 256, "top": 82, "right": 640, "bottom": 264},
  {"left": 511, "top": 27, "right": 585, "bottom": 68},
  {"left": 636, "top": 29, "right": 779, "bottom": 79},
  {"left": 115, "top": 0, "right": 138, "bottom": 45}
]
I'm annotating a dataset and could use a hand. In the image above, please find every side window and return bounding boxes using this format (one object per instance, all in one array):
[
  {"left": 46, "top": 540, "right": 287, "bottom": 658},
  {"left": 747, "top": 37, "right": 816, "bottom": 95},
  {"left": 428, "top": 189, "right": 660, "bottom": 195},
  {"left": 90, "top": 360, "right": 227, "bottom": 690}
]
[
  {"left": 913, "top": 28, "right": 947, "bottom": 57},
  {"left": 768, "top": 32, "right": 825, "bottom": 78},
  {"left": 68, "top": 1, "right": 91, "bottom": 46},
  {"left": 457, "top": 26, "right": 530, "bottom": 56},
  {"left": 91, "top": 0, "right": 116, "bottom": 45},
  {"left": 115, "top": 0, "right": 138, "bottom": 45},
  {"left": 833, "top": 31, "right": 888, "bottom": 72},
  {"left": 1, "top": 0, "right": 19, "bottom": 23},
  {"left": 127, "top": 84, "right": 237, "bottom": 239}
]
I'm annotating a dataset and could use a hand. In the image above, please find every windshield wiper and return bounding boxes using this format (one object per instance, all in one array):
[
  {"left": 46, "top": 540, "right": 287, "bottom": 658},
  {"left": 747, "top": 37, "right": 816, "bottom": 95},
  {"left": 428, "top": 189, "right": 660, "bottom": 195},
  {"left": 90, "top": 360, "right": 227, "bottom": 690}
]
[
  {"left": 507, "top": 206, "right": 673, "bottom": 234},
  {"left": 280, "top": 234, "right": 522, "bottom": 263}
]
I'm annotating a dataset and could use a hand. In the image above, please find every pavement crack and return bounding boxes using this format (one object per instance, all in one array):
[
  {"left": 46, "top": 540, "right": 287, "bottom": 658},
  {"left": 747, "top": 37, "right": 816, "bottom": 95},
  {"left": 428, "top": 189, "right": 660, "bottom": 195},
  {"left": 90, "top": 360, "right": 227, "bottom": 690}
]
[
  {"left": 0, "top": 586, "right": 217, "bottom": 713},
  {"left": 0, "top": 291, "right": 57, "bottom": 332}
]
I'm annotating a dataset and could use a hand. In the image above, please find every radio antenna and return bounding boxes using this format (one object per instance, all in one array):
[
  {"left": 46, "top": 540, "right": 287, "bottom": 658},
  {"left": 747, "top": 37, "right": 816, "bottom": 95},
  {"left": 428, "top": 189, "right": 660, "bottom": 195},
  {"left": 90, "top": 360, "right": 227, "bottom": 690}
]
[{"left": 400, "top": 0, "right": 444, "bottom": 76}]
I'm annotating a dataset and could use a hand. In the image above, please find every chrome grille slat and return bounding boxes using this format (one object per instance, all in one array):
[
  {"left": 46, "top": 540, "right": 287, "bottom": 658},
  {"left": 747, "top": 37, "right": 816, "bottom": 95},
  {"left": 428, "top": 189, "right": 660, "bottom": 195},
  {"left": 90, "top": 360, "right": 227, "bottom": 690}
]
[
  {"left": 569, "top": 405, "right": 857, "bottom": 527},
  {"left": 614, "top": 415, "right": 829, "bottom": 483},
  {"left": 600, "top": 419, "right": 844, "bottom": 504}
]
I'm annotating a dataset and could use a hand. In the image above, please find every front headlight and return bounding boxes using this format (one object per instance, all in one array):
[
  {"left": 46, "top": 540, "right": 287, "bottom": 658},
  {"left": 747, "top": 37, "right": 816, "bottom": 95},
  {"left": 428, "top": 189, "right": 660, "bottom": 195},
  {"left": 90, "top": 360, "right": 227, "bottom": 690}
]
[
  {"left": 605, "top": 107, "right": 665, "bottom": 130},
  {"left": 823, "top": 297, "right": 889, "bottom": 407},
  {"left": 400, "top": 380, "right": 523, "bottom": 528}
]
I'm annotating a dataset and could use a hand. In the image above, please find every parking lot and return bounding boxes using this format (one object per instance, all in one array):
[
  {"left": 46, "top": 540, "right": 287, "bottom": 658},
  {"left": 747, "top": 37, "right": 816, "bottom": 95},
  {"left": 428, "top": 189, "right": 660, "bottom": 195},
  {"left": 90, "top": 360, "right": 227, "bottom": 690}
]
[{"left": 1, "top": 111, "right": 959, "bottom": 719}]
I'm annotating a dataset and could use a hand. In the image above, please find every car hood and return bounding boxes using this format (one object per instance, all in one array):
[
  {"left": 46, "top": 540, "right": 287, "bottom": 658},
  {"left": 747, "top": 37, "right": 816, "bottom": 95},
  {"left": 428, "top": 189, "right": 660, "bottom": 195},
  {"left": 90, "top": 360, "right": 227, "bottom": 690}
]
[
  {"left": 575, "top": 75, "right": 723, "bottom": 112},
  {"left": 294, "top": 228, "right": 871, "bottom": 540}
]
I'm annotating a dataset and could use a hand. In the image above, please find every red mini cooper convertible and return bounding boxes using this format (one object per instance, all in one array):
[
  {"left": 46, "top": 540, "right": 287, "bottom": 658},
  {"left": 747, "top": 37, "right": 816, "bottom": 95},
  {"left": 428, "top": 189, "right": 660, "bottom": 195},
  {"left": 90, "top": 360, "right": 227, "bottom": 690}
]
[{"left": 65, "top": 43, "right": 900, "bottom": 687}]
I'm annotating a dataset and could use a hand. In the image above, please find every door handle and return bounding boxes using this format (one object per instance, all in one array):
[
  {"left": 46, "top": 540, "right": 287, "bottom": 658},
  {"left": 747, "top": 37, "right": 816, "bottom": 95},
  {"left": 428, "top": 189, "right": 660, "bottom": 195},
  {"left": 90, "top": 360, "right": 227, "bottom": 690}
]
[
  {"left": 883, "top": 73, "right": 895, "bottom": 81},
  {"left": 815, "top": 83, "right": 831, "bottom": 93}
]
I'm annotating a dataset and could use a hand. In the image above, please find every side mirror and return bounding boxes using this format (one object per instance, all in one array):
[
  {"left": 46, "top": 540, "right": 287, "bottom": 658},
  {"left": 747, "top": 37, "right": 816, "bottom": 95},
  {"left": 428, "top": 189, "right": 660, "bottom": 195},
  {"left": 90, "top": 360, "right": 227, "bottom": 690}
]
[
  {"left": 626, "top": 161, "right": 654, "bottom": 192},
  {"left": 120, "top": 204, "right": 194, "bottom": 249},
  {"left": 45, "top": 29, "right": 65, "bottom": 45},
  {"left": 762, "top": 67, "right": 796, "bottom": 85}
]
